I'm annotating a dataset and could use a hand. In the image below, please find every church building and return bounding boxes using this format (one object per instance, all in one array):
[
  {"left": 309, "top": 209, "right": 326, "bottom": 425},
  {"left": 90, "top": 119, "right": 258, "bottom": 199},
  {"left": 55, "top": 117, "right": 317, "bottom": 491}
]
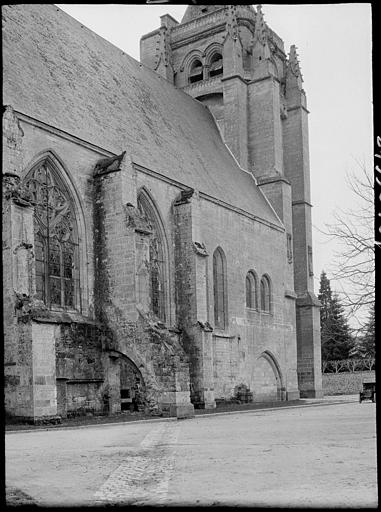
[{"left": 3, "top": 4, "right": 322, "bottom": 422}]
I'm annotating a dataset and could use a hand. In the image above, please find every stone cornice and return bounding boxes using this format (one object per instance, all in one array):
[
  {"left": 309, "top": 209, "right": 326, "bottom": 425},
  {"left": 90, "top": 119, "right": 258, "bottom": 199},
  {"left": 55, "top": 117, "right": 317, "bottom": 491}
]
[
  {"left": 14, "top": 111, "right": 114, "bottom": 157},
  {"left": 292, "top": 200, "right": 313, "bottom": 208},
  {"left": 286, "top": 104, "right": 310, "bottom": 115},
  {"left": 257, "top": 175, "right": 291, "bottom": 187},
  {"left": 140, "top": 28, "right": 160, "bottom": 41},
  {"left": 171, "top": 8, "right": 226, "bottom": 41},
  {"left": 171, "top": 24, "right": 225, "bottom": 49},
  {"left": 248, "top": 74, "right": 281, "bottom": 86},
  {"left": 10, "top": 112, "right": 284, "bottom": 234},
  {"left": 133, "top": 163, "right": 284, "bottom": 232},
  {"left": 198, "top": 191, "right": 284, "bottom": 232},
  {"left": 221, "top": 74, "right": 248, "bottom": 85},
  {"left": 182, "top": 76, "right": 223, "bottom": 96}
]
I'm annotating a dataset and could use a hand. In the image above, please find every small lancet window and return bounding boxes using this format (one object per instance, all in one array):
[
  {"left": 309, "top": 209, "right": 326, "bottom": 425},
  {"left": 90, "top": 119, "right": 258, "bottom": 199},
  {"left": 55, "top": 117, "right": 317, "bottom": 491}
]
[
  {"left": 287, "top": 233, "right": 293, "bottom": 263},
  {"left": 260, "top": 275, "right": 271, "bottom": 313},
  {"left": 213, "top": 247, "right": 228, "bottom": 329},
  {"left": 189, "top": 59, "right": 203, "bottom": 84},
  {"left": 209, "top": 53, "right": 223, "bottom": 78},
  {"left": 24, "top": 161, "right": 79, "bottom": 310},
  {"left": 246, "top": 271, "right": 258, "bottom": 309}
]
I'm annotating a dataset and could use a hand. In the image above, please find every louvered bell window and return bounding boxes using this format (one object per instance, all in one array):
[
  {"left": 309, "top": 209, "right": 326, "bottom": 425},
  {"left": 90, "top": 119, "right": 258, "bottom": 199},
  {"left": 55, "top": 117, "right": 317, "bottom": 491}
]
[
  {"left": 189, "top": 60, "right": 203, "bottom": 84},
  {"left": 209, "top": 54, "right": 223, "bottom": 78}
]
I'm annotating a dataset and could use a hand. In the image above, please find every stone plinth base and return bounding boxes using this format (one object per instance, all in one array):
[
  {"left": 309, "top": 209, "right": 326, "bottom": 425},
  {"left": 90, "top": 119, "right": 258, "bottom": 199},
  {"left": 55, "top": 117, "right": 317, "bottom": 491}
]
[
  {"left": 193, "top": 400, "right": 216, "bottom": 409},
  {"left": 286, "top": 390, "right": 300, "bottom": 400},
  {"left": 169, "top": 403, "right": 194, "bottom": 419},
  {"left": 299, "top": 389, "right": 324, "bottom": 399}
]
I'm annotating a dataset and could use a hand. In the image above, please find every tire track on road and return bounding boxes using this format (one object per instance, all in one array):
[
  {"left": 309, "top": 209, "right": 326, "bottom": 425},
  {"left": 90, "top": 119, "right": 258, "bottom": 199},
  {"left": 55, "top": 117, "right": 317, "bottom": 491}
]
[{"left": 94, "top": 420, "right": 179, "bottom": 505}]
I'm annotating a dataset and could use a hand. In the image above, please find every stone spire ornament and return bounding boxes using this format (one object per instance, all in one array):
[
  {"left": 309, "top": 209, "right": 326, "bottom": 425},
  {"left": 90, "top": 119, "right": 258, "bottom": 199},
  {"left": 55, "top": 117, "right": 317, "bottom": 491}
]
[
  {"left": 254, "top": 4, "right": 267, "bottom": 45},
  {"left": 223, "top": 5, "right": 244, "bottom": 76},
  {"left": 288, "top": 45, "right": 303, "bottom": 81},
  {"left": 285, "top": 44, "right": 304, "bottom": 96},
  {"left": 153, "top": 21, "right": 174, "bottom": 82},
  {"left": 225, "top": 5, "right": 239, "bottom": 42},
  {"left": 251, "top": 4, "right": 272, "bottom": 79}
]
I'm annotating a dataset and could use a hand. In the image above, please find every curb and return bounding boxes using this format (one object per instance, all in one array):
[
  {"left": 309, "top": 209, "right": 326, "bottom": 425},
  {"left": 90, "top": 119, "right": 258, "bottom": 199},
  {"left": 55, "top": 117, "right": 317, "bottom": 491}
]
[{"left": 5, "top": 397, "right": 359, "bottom": 434}]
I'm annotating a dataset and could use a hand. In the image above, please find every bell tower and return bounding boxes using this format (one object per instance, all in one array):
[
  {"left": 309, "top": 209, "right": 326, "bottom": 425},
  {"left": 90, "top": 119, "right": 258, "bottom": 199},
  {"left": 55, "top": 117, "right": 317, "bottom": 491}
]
[{"left": 140, "top": 4, "right": 323, "bottom": 398}]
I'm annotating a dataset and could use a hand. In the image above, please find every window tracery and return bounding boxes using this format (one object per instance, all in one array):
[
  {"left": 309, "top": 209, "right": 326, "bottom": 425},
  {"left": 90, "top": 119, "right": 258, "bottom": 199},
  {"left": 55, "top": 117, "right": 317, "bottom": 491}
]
[
  {"left": 137, "top": 194, "right": 166, "bottom": 322},
  {"left": 24, "top": 161, "right": 79, "bottom": 309}
]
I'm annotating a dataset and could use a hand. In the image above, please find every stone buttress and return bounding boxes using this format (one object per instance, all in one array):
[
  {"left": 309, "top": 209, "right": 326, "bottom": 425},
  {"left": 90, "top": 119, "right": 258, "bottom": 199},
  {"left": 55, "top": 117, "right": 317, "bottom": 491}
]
[
  {"left": 173, "top": 189, "right": 216, "bottom": 409},
  {"left": 93, "top": 151, "right": 195, "bottom": 417}
]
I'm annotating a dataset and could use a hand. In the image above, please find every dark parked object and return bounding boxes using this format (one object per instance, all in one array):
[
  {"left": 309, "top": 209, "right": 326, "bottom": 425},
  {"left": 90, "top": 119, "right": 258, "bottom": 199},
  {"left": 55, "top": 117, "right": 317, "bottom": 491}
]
[{"left": 359, "top": 382, "right": 376, "bottom": 403}]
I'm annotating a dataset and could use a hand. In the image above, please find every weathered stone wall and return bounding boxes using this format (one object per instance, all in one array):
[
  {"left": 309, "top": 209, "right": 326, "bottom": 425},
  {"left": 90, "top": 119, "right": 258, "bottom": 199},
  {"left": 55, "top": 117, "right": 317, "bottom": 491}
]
[
  {"left": 185, "top": 193, "right": 298, "bottom": 402},
  {"left": 323, "top": 371, "right": 375, "bottom": 396},
  {"left": 31, "top": 322, "right": 58, "bottom": 418},
  {"left": 248, "top": 78, "right": 284, "bottom": 177},
  {"left": 3, "top": 119, "right": 110, "bottom": 420},
  {"left": 55, "top": 323, "right": 103, "bottom": 379},
  {"left": 93, "top": 160, "right": 194, "bottom": 417},
  {"left": 18, "top": 120, "right": 106, "bottom": 318},
  {"left": 133, "top": 168, "right": 299, "bottom": 405}
]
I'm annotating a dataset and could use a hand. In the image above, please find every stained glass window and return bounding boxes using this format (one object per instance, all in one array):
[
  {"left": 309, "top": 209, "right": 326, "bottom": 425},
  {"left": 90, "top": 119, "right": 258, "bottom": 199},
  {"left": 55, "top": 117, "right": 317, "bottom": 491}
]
[
  {"left": 137, "top": 193, "right": 166, "bottom": 323},
  {"left": 213, "top": 247, "right": 227, "bottom": 329},
  {"left": 23, "top": 161, "right": 79, "bottom": 310}
]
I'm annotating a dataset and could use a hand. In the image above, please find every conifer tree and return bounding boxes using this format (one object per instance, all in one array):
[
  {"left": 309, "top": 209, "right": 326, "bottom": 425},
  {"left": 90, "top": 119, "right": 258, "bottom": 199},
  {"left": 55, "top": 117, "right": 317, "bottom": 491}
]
[
  {"left": 318, "top": 271, "right": 354, "bottom": 361},
  {"left": 351, "top": 304, "right": 375, "bottom": 358}
]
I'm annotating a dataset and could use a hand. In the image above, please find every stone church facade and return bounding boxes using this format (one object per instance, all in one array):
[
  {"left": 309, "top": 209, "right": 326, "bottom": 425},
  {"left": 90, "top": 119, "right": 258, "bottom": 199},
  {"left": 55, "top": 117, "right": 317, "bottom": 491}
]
[{"left": 3, "top": 4, "right": 322, "bottom": 423}]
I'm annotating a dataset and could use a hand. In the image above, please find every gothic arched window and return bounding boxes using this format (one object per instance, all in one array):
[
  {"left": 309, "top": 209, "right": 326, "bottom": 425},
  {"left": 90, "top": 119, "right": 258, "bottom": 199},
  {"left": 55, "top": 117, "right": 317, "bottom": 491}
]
[
  {"left": 260, "top": 275, "right": 271, "bottom": 313},
  {"left": 24, "top": 160, "right": 79, "bottom": 310},
  {"left": 137, "top": 192, "right": 166, "bottom": 323},
  {"left": 213, "top": 247, "right": 227, "bottom": 329},
  {"left": 189, "top": 59, "right": 203, "bottom": 84},
  {"left": 246, "top": 270, "right": 258, "bottom": 309},
  {"left": 209, "top": 53, "right": 223, "bottom": 78}
]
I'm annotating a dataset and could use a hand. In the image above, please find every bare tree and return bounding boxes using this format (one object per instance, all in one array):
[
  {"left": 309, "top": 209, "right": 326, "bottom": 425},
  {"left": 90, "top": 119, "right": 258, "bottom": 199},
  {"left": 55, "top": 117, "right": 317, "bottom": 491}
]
[{"left": 322, "top": 164, "right": 374, "bottom": 325}]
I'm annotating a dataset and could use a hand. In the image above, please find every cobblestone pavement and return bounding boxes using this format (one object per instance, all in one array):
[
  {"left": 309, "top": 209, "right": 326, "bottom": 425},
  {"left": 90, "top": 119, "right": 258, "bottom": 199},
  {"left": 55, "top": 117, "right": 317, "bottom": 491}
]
[
  {"left": 6, "top": 398, "right": 378, "bottom": 507},
  {"left": 94, "top": 421, "right": 180, "bottom": 505}
]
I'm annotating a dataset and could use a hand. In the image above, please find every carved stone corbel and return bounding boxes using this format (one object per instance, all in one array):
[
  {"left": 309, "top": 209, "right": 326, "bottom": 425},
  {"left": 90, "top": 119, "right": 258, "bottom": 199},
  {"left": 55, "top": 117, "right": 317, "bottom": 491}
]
[
  {"left": 174, "top": 188, "right": 194, "bottom": 206},
  {"left": 94, "top": 151, "right": 126, "bottom": 177}
]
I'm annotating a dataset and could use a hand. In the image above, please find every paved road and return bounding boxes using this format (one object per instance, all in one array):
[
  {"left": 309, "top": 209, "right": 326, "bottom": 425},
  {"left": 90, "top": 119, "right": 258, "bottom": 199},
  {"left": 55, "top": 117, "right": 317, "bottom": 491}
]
[{"left": 6, "top": 398, "right": 378, "bottom": 507}]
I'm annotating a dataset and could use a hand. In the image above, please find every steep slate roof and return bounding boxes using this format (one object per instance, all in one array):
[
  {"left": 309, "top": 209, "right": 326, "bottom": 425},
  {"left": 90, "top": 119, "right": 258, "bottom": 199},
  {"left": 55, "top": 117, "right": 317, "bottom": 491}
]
[{"left": 3, "top": 4, "right": 282, "bottom": 227}]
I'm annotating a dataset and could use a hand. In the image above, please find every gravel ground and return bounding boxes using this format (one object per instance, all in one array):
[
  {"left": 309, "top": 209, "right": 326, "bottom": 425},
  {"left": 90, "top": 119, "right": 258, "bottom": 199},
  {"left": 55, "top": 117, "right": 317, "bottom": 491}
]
[{"left": 6, "top": 395, "right": 376, "bottom": 507}]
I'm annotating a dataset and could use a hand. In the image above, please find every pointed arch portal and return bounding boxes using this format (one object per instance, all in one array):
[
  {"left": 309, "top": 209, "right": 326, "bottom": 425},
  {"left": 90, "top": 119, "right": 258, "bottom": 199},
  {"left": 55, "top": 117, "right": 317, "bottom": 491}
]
[{"left": 254, "top": 351, "right": 285, "bottom": 401}]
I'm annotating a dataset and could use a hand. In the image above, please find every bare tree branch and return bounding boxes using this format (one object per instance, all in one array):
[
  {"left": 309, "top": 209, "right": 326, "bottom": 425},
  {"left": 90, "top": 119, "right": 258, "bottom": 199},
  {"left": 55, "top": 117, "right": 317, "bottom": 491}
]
[{"left": 319, "top": 165, "right": 375, "bottom": 322}]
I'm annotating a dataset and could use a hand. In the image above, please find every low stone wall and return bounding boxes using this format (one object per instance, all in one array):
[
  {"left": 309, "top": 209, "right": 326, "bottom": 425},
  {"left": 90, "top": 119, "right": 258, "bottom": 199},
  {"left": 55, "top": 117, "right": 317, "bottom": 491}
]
[{"left": 323, "top": 371, "right": 375, "bottom": 396}]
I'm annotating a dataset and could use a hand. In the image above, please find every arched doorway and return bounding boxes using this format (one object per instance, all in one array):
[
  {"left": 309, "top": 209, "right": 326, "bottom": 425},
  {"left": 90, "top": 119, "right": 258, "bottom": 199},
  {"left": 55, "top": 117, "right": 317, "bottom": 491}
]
[
  {"left": 253, "top": 351, "right": 285, "bottom": 402},
  {"left": 119, "top": 356, "right": 146, "bottom": 412}
]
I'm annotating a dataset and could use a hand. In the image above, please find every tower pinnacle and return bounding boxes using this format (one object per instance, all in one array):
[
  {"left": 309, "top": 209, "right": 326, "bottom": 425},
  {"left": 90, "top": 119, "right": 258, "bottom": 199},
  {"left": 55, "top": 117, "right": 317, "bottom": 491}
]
[
  {"left": 288, "top": 45, "right": 303, "bottom": 81},
  {"left": 254, "top": 4, "right": 267, "bottom": 44}
]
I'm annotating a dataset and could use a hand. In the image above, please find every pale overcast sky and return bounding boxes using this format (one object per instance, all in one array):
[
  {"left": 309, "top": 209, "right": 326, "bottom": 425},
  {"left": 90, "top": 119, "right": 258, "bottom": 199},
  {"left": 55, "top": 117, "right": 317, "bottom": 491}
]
[{"left": 56, "top": 3, "right": 373, "bottom": 318}]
